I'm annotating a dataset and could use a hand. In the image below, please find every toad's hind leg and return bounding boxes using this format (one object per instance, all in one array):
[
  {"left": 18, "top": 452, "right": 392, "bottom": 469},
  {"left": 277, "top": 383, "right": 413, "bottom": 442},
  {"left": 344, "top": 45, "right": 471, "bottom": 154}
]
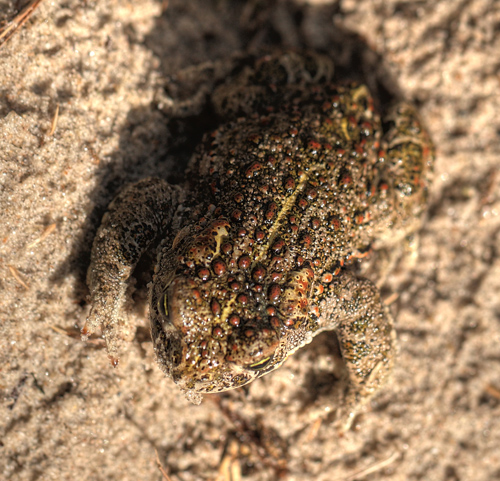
[
  {"left": 375, "top": 102, "right": 434, "bottom": 248},
  {"left": 318, "top": 273, "right": 396, "bottom": 430},
  {"left": 84, "top": 178, "right": 182, "bottom": 362},
  {"left": 364, "top": 102, "right": 434, "bottom": 282}
]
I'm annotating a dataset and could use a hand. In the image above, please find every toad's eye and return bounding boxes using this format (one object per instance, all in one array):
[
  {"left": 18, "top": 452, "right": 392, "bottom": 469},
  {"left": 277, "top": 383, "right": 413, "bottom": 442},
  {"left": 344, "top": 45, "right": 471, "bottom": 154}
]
[
  {"left": 158, "top": 293, "right": 168, "bottom": 319},
  {"left": 247, "top": 356, "right": 273, "bottom": 371}
]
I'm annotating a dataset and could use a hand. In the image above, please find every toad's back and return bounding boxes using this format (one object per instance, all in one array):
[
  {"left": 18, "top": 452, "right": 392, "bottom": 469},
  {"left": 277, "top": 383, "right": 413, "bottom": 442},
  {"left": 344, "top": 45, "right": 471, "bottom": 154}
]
[{"left": 190, "top": 82, "right": 415, "bottom": 275}]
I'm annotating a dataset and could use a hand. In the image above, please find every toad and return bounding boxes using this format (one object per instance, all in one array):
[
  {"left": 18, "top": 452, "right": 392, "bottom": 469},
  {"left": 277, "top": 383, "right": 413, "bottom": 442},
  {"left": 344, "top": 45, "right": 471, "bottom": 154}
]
[{"left": 84, "top": 50, "right": 434, "bottom": 427}]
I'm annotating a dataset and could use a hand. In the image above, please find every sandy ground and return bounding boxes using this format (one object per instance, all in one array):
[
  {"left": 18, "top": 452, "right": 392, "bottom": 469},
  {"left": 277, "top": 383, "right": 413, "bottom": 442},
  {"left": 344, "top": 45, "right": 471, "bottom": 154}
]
[{"left": 1, "top": 1, "right": 500, "bottom": 480}]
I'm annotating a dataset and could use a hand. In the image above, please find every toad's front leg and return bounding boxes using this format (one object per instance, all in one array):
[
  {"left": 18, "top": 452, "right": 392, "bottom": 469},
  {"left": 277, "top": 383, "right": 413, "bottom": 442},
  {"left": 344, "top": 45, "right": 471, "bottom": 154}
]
[
  {"left": 316, "top": 272, "right": 396, "bottom": 430},
  {"left": 84, "top": 178, "right": 183, "bottom": 363}
]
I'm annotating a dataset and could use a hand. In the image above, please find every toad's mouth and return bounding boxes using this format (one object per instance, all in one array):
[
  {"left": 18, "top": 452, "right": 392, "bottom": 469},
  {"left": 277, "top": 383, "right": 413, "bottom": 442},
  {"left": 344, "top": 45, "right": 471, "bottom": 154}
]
[{"left": 176, "top": 350, "right": 288, "bottom": 401}]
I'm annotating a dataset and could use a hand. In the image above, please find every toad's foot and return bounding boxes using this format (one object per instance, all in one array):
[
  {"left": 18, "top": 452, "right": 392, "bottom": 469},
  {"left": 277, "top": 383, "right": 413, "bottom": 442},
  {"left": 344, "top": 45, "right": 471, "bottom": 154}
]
[{"left": 315, "top": 272, "right": 396, "bottom": 431}]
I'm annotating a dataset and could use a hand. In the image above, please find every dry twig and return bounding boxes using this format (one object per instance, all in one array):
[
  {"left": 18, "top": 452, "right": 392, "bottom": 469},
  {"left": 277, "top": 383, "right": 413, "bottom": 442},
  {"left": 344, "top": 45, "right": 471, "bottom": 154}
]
[
  {"left": 484, "top": 383, "right": 500, "bottom": 400},
  {"left": 216, "top": 440, "right": 242, "bottom": 481},
  {"left": 8, "top": 265, "right": 29, "bottom": 289},
  {"left": 334, "top": 450, "right": 400, "bottom": 481},
  {"left": 0, "top": 0, "right": 44, "bottom": 49},
  {"left": 27, "top": 223, "right": 57, "bottom": 248},
  {"left": 48, "top": 104, "right": 60, "bottom": 137},
  {"left": 155, "top": 449, "right": 175, "bottom": 481}
]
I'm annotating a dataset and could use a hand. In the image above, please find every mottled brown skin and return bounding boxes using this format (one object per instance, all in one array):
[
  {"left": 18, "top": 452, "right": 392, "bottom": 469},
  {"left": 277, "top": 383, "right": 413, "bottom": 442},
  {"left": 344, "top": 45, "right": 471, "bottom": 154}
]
[{"left": 84, "top": 51, "right": 434, "bottom": 425}]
